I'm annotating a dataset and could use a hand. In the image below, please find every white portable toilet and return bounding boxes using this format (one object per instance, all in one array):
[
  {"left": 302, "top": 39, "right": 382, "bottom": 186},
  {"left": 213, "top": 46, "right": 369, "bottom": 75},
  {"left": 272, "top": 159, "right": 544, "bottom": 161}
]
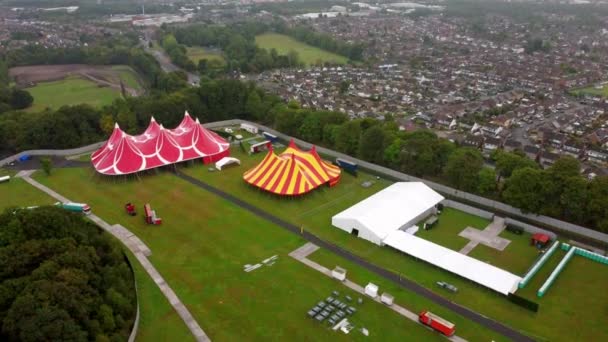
[
  {"left": 380, "top": 292, "right": 394, "bottom": 306},
  {"left": 364, "top": 283, "right": 379, "bottom": 298}
]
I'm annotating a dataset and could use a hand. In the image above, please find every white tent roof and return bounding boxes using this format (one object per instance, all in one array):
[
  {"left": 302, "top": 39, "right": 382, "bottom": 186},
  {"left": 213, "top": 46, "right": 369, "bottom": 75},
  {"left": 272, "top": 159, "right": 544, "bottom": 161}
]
[
  {"left": 383, "top": 230, "right": 521, "bottom": 295},
  {"left": 215, "top": 157, "right": 240, "bottom": 170},
  {"left": 333, "top": 182, "right": 444, "bottom": 241}
]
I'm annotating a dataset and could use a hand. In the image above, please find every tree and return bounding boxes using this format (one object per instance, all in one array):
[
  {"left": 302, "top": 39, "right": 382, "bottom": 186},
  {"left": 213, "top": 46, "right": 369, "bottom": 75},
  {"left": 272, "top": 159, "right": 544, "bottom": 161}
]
[
  {"left": 9, "top": 89, "right": 34, "bottom": 109},
  {"left": 334, "top": 121, "right": 361, "bottom": 156},
  {"left": 502, "top": 167, "right": 546, "bottom": 213},
  {"left": 245, "top": 90, "right": 264, "bottom": 121},
  {"left": 477, "top": 167, "right": 497, "bottom": 196},
  {"left": 99, "top": 114, "right": 115, "bottom": 136},
  {"left": 494, "top": 150, "right": 538, "bottom": 181},
  {"left": 560, "top": 176, "right": 587, "bottom": 222},
  {"left": 443, "top": 148, "right": 484, "bottom": 192},
  {"left": 358, "top": 125, "right": 387, "bottom": 164},
  {"left": 297, "top": 113, "right": 322, "bottom": 144},
  {"left": 40, "top": 157, "right": 52, "bottom": 176},
  {"left": 339, "top": 81, "right": 350, "bottom": 94}
]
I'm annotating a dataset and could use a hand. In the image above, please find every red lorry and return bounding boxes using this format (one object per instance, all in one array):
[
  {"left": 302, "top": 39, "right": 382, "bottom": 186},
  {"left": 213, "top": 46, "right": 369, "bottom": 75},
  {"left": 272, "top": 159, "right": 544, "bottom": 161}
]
[{"left": 419, "top": 311, "right": 455, "bottom": 336}]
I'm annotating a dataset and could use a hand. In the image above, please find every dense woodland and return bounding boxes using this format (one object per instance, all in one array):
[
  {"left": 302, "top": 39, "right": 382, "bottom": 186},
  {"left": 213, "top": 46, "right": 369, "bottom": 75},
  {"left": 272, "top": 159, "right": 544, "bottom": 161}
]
[
  {"left": 0, "top": 76, "right": 607, "bottom": 233},
  {"left": 0, "top": 206, "right": 136, "bottom": 341}
]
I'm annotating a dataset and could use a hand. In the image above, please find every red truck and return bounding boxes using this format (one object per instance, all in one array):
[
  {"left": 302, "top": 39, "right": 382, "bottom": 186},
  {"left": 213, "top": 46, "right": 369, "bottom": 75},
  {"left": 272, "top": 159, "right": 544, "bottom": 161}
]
[{"left": 419, "top": 311, "right": 455, "bottom": 337}]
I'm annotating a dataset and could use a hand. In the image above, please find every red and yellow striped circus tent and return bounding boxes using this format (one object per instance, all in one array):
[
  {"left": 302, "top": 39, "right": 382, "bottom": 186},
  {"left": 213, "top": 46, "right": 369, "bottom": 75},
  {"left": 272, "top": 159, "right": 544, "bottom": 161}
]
[{"left": 243, "top": 140, "right": 341, "bottom": 195}]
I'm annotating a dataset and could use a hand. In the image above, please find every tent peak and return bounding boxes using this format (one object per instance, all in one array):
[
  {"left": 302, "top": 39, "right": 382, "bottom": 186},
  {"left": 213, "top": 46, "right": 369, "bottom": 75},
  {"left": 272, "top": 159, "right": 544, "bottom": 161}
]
[
  {"left": 114, "top": 122, "right": 120, "bottom": 129},
  {"left": 150, "top": 116, "right": 156, "bottom": 122},
  {"left": 184, "top": 111, "right": 190, "bottom": 117}
]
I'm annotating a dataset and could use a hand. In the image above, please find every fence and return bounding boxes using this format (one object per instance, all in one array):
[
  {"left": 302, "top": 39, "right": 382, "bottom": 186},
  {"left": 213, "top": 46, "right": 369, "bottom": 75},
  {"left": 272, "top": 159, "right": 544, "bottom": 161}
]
[
  {"left": 3, "top": 119, "right": 608, "bottom": 246},
  {"left": 537, "top": 245, "right": 576, "bottom": 298},
  {"left": 519, "top": 241, "right": 559, "bottom": 289},
  {"left": 563, "top": 243, "right": 608, "bottom": 265},
  {"left": 443, "top": 199, "right": 494, "bottom": 220}
]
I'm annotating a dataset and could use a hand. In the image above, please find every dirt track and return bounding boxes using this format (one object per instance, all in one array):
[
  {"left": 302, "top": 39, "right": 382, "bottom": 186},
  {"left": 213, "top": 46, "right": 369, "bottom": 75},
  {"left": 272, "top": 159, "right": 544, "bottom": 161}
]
[{"left": 9, "top": 64, "right": 143, "bottom": 96}]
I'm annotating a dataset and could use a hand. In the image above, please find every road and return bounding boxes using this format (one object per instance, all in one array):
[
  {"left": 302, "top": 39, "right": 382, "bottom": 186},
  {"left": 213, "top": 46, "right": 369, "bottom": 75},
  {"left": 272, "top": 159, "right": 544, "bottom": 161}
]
[
  {"left": 143, "top": 39, "right": 200, "bottom": 86},
  {"left": 175, "top": 171, "right": 534, "bottom": 342}
]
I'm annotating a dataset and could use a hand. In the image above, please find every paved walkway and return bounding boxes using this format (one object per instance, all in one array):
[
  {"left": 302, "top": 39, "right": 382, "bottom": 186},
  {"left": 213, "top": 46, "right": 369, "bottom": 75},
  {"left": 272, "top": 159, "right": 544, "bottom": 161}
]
[
  {"left": 290, "top": 243, "right": 467, "bottom": 342},
  {"left": 459, "top": 216, "right": 510, "bottom": 255},
  {"left": 176, "top": 172, "right": 533, "bottom": 342},
  {"left": 21, "top": 175, "right": 211, "bottom": 342}
]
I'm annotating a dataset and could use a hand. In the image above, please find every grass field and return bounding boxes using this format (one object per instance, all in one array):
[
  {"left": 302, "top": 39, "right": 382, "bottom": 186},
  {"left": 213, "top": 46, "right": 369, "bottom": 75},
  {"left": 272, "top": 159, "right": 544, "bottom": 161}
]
[
  {"left": 415, "top": 208, "right": 490, "bottom": 251},
  {"left": 570, "top": 84, "right": 608, "bottom": 97},
  {"left": 26, "top": 76, "right": 122, "bottom": 112},
  {"left": 255, "top": 33, "right": 348, "bottom": 65},
  {"left": 33, "top": 167, "right": 450, "bottom": 341},
  {"left": 177, "top": 145, "right": 608, "bottom": 341},
  {"left": 186, "top": 46, "right": 225, "bottom": 66},
  {"left": 0, "top": 176, "right": 194, "bottom": 341},
  {"left": 111, "top": 65, "right": 144, "bottom": 91}
]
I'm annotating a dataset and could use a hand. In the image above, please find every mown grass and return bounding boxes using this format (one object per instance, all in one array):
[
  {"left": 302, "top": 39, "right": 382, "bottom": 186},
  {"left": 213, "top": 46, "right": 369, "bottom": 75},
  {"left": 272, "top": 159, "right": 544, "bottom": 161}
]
[
  {"left": 186, "top": 46, "right": 225, "bottom": 65},
  {"left": 33, "top": 167, "right": 445, "bottom": 341},
  {"left": 0, "top": 174, "right": 194, "bottom": 341},
  {"left": 111, "top": 65, "right": 144, "bottom": 91},
  {"left": 255, "top": 33, "right": 348, "bottom": 65},
  {"left": 25, "top": 76, "right": 121, "bottom": 112},
  {"left": 179, "top": 145, "right": 608, "bottom": 342}
]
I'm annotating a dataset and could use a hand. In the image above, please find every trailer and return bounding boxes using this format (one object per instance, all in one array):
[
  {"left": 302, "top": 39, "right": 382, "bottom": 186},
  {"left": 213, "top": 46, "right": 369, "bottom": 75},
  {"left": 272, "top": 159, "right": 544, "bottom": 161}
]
[
  {"left": 0, "top": 175, "right": 10, "bottom": 183},
  {"left": 336, "top": 158, "right": 358, "bottom": 175},
  {"left": 240, "top": 123, "right": 258, "bottom": 134},
  {"left": 249, "top": 140, "right": 271, "bottom": 154},
  {"left": 262, "top": 132, "right": 278, "bottom": 143},
  {"left": 144, "top": 203, "right": 162, "bottom": 225},
  {"left": 419, "top": 311, "right": 455, "bottom": 336},
  {"left": 55, "top": 202, "right": 91, "bottom": 215}
]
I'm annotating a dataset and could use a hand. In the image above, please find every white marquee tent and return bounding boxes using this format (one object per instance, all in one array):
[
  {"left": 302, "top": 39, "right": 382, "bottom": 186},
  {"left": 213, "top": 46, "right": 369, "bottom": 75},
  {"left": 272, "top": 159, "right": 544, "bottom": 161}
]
[
  {"left": 383, "top": 230, "right": 521, "bottom": 295},
  {"left": 331, "top": 181, "right": 521, "bottom": 295},
  {"left": 332, "top": 182, "right": 444, "bottom": 245}
]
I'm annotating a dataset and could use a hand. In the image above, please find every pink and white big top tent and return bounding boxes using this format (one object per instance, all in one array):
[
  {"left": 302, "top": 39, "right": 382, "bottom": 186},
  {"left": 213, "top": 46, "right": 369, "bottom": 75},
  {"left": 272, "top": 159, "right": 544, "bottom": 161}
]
[{"left": 91, "top": 112, "right": 230, "bottom": 175}]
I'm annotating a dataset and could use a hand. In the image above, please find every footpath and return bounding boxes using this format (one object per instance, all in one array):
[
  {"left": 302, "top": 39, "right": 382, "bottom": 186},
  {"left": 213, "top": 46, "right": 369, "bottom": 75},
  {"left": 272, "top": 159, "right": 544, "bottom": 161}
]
[{"left": 20, "top": 172, "right": 211, "bottom": 342}]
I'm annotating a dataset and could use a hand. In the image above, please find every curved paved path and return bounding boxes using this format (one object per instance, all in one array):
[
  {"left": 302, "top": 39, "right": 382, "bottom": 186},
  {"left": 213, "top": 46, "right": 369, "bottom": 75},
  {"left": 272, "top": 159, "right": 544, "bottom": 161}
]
[
  {"left": 175, "top": 171, "right": 534, "bottom": 342},
  {"left": 21, "top": 173, "right": 211, "bottom": 342}
]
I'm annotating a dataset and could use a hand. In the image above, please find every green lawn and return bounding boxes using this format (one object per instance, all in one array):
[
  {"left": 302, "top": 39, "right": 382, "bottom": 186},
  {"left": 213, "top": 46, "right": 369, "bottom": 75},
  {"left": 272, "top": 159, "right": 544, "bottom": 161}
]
[
  {"left": 255, "top": 33, "right": 348, "bottom": 65},
  {"left": 0, "top": 177, "right": 54, "bottom": 208},
  {"left": 0, "top": 174, "right": 194, "bottom": 341},
  {"left": 415, "top": 208, "right": 490, "bottom": 251},
  {"left": 111, "top": 65, "right": 144, "bottom": 91},
  {"left": 570, "top": 84, "right": 608, "bottom": 97},
  {"left": 178, "top": 145, "right": 608, "bottom": 342},
  {"left": 468, "top": 230, "right": 541, "bottom": 276},
  {"left": 25, "top": 76, "right": 122, "bottom": 112},
  {"left": 33, "top": 167, "right": 447, "bottom": 341},
  {"left": 186, "top": 46, "right": 225, "bottom": 65}
]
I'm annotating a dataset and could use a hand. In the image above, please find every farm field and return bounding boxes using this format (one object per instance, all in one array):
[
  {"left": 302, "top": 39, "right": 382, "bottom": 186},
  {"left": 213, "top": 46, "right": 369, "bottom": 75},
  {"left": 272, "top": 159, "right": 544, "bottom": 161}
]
[
  {"left": 0, "top": 175, "right": 194, "bottom": 341},
  {"left": 33, "top": 167, "right": 448, "bottom": 341},
  {"left": 186, "top": 46, "right": 225, "bottom": 65},
  {"left": 111, "top": 65, "right": 144, "bottom": 91},
  {"left": 179, "top": 143, "right": 608, "bottom": 342},
  {"left": 255, "top": 33, "right": 348, "bottom": 65},
  {"left": 25, "top": 76, "right": 122, "bottom": 112}
]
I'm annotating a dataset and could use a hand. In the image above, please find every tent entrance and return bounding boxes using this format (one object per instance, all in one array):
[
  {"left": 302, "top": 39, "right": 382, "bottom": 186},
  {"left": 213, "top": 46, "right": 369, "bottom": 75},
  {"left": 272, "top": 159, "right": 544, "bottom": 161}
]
[{"left": 351, "top": 229, "right": 359, "bottom": 237}]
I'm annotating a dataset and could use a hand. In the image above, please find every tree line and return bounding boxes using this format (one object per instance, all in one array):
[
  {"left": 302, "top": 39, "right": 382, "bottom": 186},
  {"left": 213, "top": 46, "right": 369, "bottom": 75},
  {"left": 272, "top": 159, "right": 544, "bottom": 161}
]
[
  {"left": 166, "top": 20, "right": 364, "bottom": 75},
  {"left": 0, "top": 206, "right": 136, "bottom": 341},
  {"left": 166, "top": 23, "right": 303, "bottom": 75},
  {"left": 1, "top": 78, "right": 607, "bottom": 234}
]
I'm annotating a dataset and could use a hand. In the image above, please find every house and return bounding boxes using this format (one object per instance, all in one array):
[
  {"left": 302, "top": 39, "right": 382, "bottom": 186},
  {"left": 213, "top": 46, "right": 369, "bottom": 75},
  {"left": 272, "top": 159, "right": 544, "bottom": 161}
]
[
  {"left": 483, "top": 136, "right": 503, "bottom": 155},
  {"left": 523, "top": 145, "right": 540, "bottom": 161},
  {"left": 462, "top": 135, "right": 484, "bottom": 149},
  {"left": 504, "top": 139, "right": 522, "bottom": 152},
  {"left": 562, "top": 139, "right": 585, "bottom": 158},
  {"left": 587, "top": 149, "right": 608, "bottom": 164},
  {"left": 481, "top": 123, "right": 503, "bottom": 136},
  {"left": 540, "top": 151, "right": 560, "bottom": 167}
]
